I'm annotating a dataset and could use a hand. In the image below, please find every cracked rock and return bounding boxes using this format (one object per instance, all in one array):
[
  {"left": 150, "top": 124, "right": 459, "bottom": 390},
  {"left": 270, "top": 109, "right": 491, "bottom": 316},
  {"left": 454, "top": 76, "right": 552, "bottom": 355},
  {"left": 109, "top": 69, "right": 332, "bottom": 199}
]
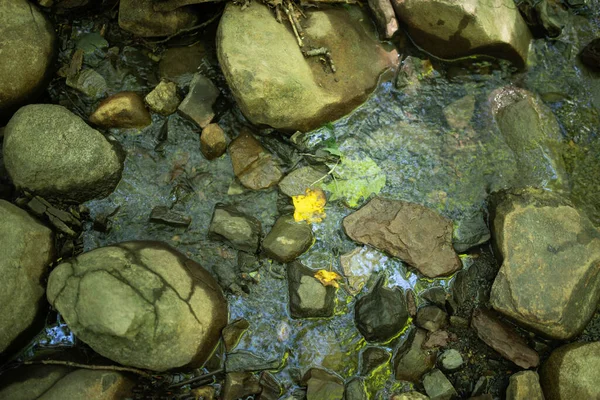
[{"left": 46, "top": 241, "right": 228, "bottom": 371}]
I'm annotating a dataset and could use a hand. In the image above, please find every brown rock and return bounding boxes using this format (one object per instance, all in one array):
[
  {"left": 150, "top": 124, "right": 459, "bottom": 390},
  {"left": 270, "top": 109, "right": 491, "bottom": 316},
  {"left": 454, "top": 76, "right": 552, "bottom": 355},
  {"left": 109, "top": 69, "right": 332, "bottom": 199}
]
[
  {"left": 145, "top": 80, "right": 180, "bottom": 115},
  {"left": 118, "top": 0, "right": 198, "bottom": 37},
  {"left": 228, "top": 132, "right": 283, "bottom": 190},
  {"left": 201, "top": 123, "right": 227, "bottom": 160},
  {"left": 368, "top": 0, "right": 399, "bottom": 39},
  {"left": 471, "top": 309, "right": 539, "bottom": 369},
  {"left": 222, "top": 318, "right": 250, "bottom": 353},
  {"left": 89, "top": 92, "right": 151, "bottom": 129},
  {"left": 393, "top": 328, "right": 437, "bottom": 383},
  {"left": 159, "top": 43, "right": 206, "bottom": 81},
  {"left": 343, "top": 197, "right": 461, "bottom": 278},
  {"left": 422, "top": 330, "right": 454, "bottom": 350}
]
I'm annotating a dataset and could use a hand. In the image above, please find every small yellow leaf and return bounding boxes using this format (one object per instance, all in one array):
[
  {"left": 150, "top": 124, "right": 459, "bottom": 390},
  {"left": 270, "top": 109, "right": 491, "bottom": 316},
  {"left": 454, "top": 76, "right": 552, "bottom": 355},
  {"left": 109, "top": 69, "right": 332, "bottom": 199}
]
[
  {"left": 314, "top": 269, "right": 343, "bottom": 288},
  {"left": 292, "top": 188, "right": 326, "bottom": 223}
]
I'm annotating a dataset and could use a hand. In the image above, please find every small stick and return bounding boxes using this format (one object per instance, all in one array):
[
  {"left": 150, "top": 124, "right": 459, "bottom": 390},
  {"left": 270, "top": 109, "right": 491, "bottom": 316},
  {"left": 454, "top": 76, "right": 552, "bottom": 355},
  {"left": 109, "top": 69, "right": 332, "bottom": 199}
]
[
  {"left": 284, "top": 2, "right": 303, "bottom": 47},
  {"left": 168, "top": 369, "right": 224, "bottom": 388},
  {"left": 23, "top": 360, "right": 154, "bottom": 379}
]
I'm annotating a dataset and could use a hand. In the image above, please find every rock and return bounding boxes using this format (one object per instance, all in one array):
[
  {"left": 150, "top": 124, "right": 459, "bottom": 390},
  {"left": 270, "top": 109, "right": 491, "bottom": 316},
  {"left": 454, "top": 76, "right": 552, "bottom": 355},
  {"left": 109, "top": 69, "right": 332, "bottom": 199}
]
[
  {"left": 262, "top": 215, "right": 313, "bottom": 263},
  {"left": 345, "top": 377, "right": 368, "bottom": 400},
  {"left": 3, "top": 104, "right": 123, "bottom": 202},
  {"left": 368, "top": 0, "right": 399, "bottom": 39},
  {"left": 66, "top": 69, "right": 108, "bottom": 99},
  {"left": 278, "top": 166, "right": 328, "bottom": 198},
  {"left": 489, "top": 188, "right": 600, "bottom": 339},
  {"left": 222, "top": 372, "right": 261, "bottom": 400},
  {"left": 153, "top": 0, "right": 216, "bottom": 12},
  {"left": 229, "top": 131, "right": 283, "bottom": 190},
  {"left": 506, "top": 371, "right": 544, "bottom": 400},
  {"left": 149, "top": 206, "right": 191, "bottom": 227},
  {"left": 339, "top": 246, "right": 386, "bottom": 295},
  {"left": 517, "top": 0, "right": 568, "bottom": 38},
  {"left": 439, "top": 349, "right": 463, "bottom": 372},
  {"left": 422, "top": 330, "right": 453, "bottom": 350},
  {"left": 390, "top": 0, "right": 532, "bottom": 68},
  {"left": 393, "top": 392, "right": 430, "bottom": 400},
  {"left": 490, "top": 87, "right": 567, "bottom": 190},
  {"left": 145, "top": 80, "right": 181, "bottom": 115},
  {"left": 0, "top": 0, "right": 55, "bottom": 118},
  {"left": 393, "top": 328, "right": 438, "bottom": 383},
  {"left": 217, "top": 2, "right": 398, "bottom": 132},
  {"left": 201, "top": 123, "right": 228, "bottom": 160},
  {"left": 421, "top": 287, "right": 448, "bottom": 308},
  {"left": 46, "top": 241, "right": 228, "bottom": 371},
  {"left": 355, "top": 278, "right": 408, "bottom": 342},
  {"left": 208, "top": 204, "right": 262, "bottom": 253},
  {"left": 580, "top": 38, "right": 600, "bottom": 70},
  {"left": 303, "top": 368, "right": 345, "bottom": 400},
  {"left": 452, "top": 210, "right": 491, "bottom": 253},
  {"left": 225, "top": 350, "right": 282, "bottom": 373},
  {"left": 287, "top": 261, "right": 336, "bottom": 318},
  {"left": 359, "top": 346, "right": 391, "bottom": 375},
  {"left": 222, "top": 318, "right": 250, "bottom": 353},
  {"left": 0, "top": 201, "right": 54, "bottom": 354},
  {"left": 343, "top": 198, "right": 461, "bottom": 278},
  {"left": 470, "top": 309, "right": 539, "bottom": 369},
  {"left": 539, "top": 341, "right": 600, "bottom": 400},
  {"left": 118, "top": 0, "right": 198, "bottom": 37},
  {"left": 258, "top": 372, "right": 283, "bottom": 400},
  {"left": 423, "top": 369, "right": 457, "bottom": 400},
  {"left": 89, "top": 92, "right": 152, "bottom": 129},
  {"left": 177, "top": 73, "right": 219, "bottom": 129},
  {"left": 443, "top": 95, "right": 476, "bottom": 130},
  {"left": 415, "top": 306, "right": 448, "bottom": 332},
  {"left": 0, "top": 366, "right": 135, "bottom": 400},
  {"left": 396, "top": 56, "right": 439, "bottom": 94},
  {"left": 159, "top": 43, "right": 206, "bottom": 83}
]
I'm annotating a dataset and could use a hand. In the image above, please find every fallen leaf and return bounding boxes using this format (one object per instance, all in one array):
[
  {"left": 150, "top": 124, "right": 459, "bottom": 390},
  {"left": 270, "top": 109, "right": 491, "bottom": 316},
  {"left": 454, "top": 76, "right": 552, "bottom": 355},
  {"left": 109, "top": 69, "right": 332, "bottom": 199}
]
[
  {"left": 292, "top": 188, "right": 326, "bottom": 223},
  {"left": 314, "top": 269, "right": 343, "bottom": 288}
]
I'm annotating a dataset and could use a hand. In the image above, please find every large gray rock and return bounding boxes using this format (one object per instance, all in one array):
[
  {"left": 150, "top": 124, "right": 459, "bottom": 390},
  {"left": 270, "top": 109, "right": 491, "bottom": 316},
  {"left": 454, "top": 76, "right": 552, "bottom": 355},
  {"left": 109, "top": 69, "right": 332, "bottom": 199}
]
[
  {"left": 489, "top": 188, "right": 600, "bottom": 339},
  {"left": 0, "top": 366, "right": 135, "bottom": 400},
  {"left": 0, "top": 0, "right": 55, "bottom": 118},
  {"left": 0, "top": 200, "right": 54, "bottom": 354},
  {"left": 343, "top": 197, "right": 461, "bottom": 278},
  {"left": 217, "top": 2, "right": 398, "bottom": 132},
  {"left": 119, "top": 0, "right": 198, "bottom": 37},
  {"left": 3, "top": 105, "right": 123, "bottom": 202},
  {"left": 46, "top": 241, "right": 228, "bottom": 371},
  {"left": 540, "top": 342, "right": 600, "bottom": 400},
  {"left": 490, "top": 86, "right": 567, "bottom": 191},
  {"left": 287, "top": 261, "right": 336, "bottom": 318},
  {"left": 390, "top": 0, "right": 532, "bottom": 68}
]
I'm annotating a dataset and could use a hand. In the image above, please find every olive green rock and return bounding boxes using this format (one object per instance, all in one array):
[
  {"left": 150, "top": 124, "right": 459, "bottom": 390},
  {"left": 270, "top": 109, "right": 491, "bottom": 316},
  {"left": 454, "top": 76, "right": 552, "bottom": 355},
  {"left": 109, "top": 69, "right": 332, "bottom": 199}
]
[
  {"left": 3, "top": 104, "right": 123, "bottom": 202},
  {"left": 0, "top": 0, "right": 55, "bottom": 119},
  {"left": 0, "top": 200, "right": 54, "bottom": 354},
  {"left": 490, "top": 188, "right": 600, "bottom": 339},
  {"left": 118, "top": 0, "right": 198, "bottom": 37},
  {"left": 263, "top": 215, "right": 314, "bottom": 263},
  {"left": 506, "top": 371, "right": 544, "bottom": 400},
  {"left": 46, "top": 241, "right": 228, "bottom": 371},
  {"left": 540, "top": 342, "right": 600, "bottom": 400}
]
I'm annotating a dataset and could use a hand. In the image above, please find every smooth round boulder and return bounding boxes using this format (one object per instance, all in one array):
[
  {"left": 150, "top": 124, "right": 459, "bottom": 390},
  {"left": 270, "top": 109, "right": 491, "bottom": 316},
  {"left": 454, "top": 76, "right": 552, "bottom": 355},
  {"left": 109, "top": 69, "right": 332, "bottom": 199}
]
[
  {"left": 46, "top": 241, "right": 228, "bottom": 371},
  {"left": 3, "top": 104, "right": 123, "bottom": 202},
  {"left": 0, "top": 200, "right": 54, "bottom": 354},
  {"left": 0, "top": 0, "right": 55, "bottom": 119}
]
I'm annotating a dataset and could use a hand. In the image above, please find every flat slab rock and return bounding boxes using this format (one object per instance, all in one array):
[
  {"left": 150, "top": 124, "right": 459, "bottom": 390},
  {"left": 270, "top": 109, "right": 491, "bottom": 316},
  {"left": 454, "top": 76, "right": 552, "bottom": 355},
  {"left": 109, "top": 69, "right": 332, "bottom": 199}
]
[
  {"left": 343, "top": 197, "right": 461, "bottom": 278},
  {"left": 489, "top": 188, "right": 600, "bottom": 339}
]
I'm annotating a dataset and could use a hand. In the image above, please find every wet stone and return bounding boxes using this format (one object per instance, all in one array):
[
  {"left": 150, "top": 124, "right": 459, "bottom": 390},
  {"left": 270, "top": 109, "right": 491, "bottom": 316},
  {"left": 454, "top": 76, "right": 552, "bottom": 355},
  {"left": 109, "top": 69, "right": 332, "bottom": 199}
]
[
  {"left": 393, "top": 328, "right": 438, "bottom": 383},
  {"left": 471, "top": 309, "right": 539, "bottom": 369},
  {"left": 177, "top": 73, "right": 219, "bottom": 129},
  {"left": 416, "top": 306, "right": 448, "bottom": 332},
  {"left": 355, "top": 278, "right": 409, "bottom": 343},
  {"left": 287, "top": 261, "right": 336, "bottom": 319},
  {"left": 66, "top": 69, "right": 107, "bottom": 99},
  {"left": 229, "top": 131, "right": 283, "bottom": 190},
  {"left": 159, "top": 42, "right": 206, "bottom": 84},
  {"left": 238, "top": 251, "right": 260, "bottom": 273},
  {"left": 539, "top": 341, "right": 600, "bottom": 400},
  {"left": 145, "top": 80, "right": 181, "bottom": 116},
  {"left": 345, "top": 377, "right": 368, "bottom": 400},
  {"left": 302, "top": 368, "right": 345, "bottom": 400},
  {"left": 580, "top": 38, "right": 600, "bottom": 70},
  {"left": 222, "top": 318, "right": 250, "bottom": 353},
  {"left": 439, "top": 349, "right": 463, "bottom": 372},
  {"left": 222, "top": 372, "right": 261, "bottom": 400},
  {"left": 343, "top": 198, "right": 462, "bottom": 278},
  {"left": 423, "top": 369, "right": 457, "bottom": 400},
  {"left": 118, "top": 0, "right": 198, "bottom": 37},
  {"left": 421, "top": 287, "right": 449, "bottom": 308},
  {"left": 278, "top": 166, "right": 328, "bottom": 197},
  {"left": 258, "top": 371, "right": 282, "bottom": 400},
  {"left": 359, "top": 346, "right": 391, "bottom": 375},
  {"left": 506, "top": 371, "right": 544, "bottom": 400},
  {"left": 407, "top": 289, "right": 418, "bottom": 317},
  {"left": 149, "top": 205, "right": 191, "bottom": 228},
  {"left": 423, "top": 330, "right": 454, "bottom": 350},
  {"left": 392, "top": 392, "right": 430, "bottom": 400},
  {"left": 208, "top": 204, "right": 262, "bottom": 253},
  {"left": 452, "top": 209, "right": 490, "bottom": 253},
  {"left": 340, "top": 246, "right": 386, "bottom": 295},
  {"left": 263, "top": 215, "right": 313, "bottom": 263},
  {"left": 201, "top": 123, "right": 228, "bottom": 160},
  {"left": 225, "top": 350, "right": 282, "bottom": 373},
  {"left": 89, "top": 91, "right": 151, "bottom": 129}
]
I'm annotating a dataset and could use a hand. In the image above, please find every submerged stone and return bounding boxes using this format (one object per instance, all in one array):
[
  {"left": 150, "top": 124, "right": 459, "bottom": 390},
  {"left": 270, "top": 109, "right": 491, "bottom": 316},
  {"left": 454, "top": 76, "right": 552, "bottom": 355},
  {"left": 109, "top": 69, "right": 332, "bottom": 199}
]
[
  {"left": 46, "top": 241, "right": 228, "bottom": 371},
  {"left": 229, "top": 131, "right": 283, "bottom": 190},
  {"left": 422, "top": 369, "right": 457, "bottom": 400},
  {"left": 302, "top": 368, "right": 345, "bottom": 400},
  {"left": 222, "top": 372, "right": 261, "bottom": 400},
  {"left": 393, "top": 328, "right": 437, "bottom": 383},
  {"left": 359, "top": 346, "right": 391, "bottom": 375},
  {"left": 66, "top": 69, "right": 108, "bottom": 99},
  {"left": 177, "top": 73, "right": 219, "bottom": 129},
  {"left": 208, "top": 204, "right": 262, "bottom": 253},
  {"left": 263, "top": 215, "right": 313, "bottom": 263},
  {"left": 145, "top": 80, "right": 181, "bottom": 116},
  {"left": 287, "top": 261, "right": 336, "bottom": 318},
  {"left": 217, "top": 2, "right": 398, "bottom": 132},
  {"left": 415, "top": 306, "right": 448, "bottom": 332},
  {"left": 89, "top": 91, "right": 152, "bottom": 129},
  {"left": 278, "top": 166, "right": 328, "bottom": 197},
  {"left": 118, "top": 0, "right": 198, "bottom": 37},
  {"left": 489, "top": 188, "right": 600, "bottom": 339}
]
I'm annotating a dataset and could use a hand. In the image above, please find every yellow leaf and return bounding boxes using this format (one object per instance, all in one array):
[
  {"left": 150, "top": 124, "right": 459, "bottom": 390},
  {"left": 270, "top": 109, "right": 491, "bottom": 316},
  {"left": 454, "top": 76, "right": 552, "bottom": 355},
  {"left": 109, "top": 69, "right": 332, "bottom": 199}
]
[
  {"left": 314, "top": 269, "right": 343, "bottom": 288},
  {"left": 292, "top": 188, "right": 326, "bottom": 223}
]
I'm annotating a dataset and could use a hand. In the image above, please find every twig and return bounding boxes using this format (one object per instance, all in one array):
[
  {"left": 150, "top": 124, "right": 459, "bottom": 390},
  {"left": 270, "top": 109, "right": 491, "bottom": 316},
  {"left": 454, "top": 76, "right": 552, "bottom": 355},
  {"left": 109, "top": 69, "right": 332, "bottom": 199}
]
[
  {"left": 168, "top": 369, "right": 224, "bottom": 388},
  {"left": 23, "top": 360, "right": 154, "bottom": 379},
  {"left": 303, "top": 47, "right": 336, "bottom": 73},
  {"left": 310, "top": 159, "right": 340, "bottom": 186},
  {"left": 284, "top": 1, "right": 303, "bottom": 47},
  {"left": 147, "top": 12, "right": 222, "bottom": 45}
]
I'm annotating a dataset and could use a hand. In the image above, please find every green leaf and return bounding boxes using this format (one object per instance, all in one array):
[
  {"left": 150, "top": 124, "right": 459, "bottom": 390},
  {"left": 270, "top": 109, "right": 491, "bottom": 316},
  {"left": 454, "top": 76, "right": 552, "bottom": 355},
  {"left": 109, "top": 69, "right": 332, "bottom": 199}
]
[
  {"left": 321, "top": 155, "right": 386, "bottom": 208},
  {"left": 321, "top": 137, "right": 342, "bottom": 157}
]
